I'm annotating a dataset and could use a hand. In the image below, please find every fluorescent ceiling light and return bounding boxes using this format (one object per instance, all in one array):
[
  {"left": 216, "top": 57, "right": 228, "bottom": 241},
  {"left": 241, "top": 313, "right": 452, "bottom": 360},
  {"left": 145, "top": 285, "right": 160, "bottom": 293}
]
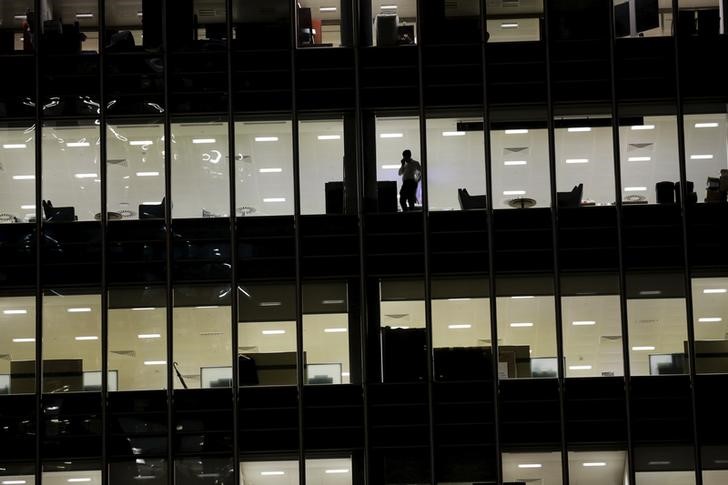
[
  {"left": 13, "top": 338, "right": 35, "bottom": 343},
  {"left": 263, "top": 197, "right": 286, "bottom": 203},
  {"left": 66, "top": 142, "right": 90, "bottom": 148},
  {"left": 319, "top": 6, "right": 337, "bottom": 12},
  {"left": 136, "top": 171, "right": 159, "bottom": 177},
  {"left": 138, "top": 334, "right": 161, "bottom": 339},
  {"left": 2, "top": 480, "right": 27, "bottom": 484},
  {"left": 67, "top": 307, "right": 92, "bottom": 313},
  {"left": 703, "top": 288, "right": 727, "bottom": 294},
  {"left": 137, "top": 11, "right": 143, "bottom": 17},
  {"left": 129, "top": 140, "right": 153, "bottom": 146},
  {"left": 569, "top": 365, "right": 593, "bottom": 370},
  {"left": 504, "top": 160, "right": 528, "bottom": 166},
  {"left": 318, "top": 134, "right": 341, "bottom": 140},
  {"left": 442, "top": 131, "right": 466, "bottom": 137},
  {"left": 259, "top": 168, "right": 282, "bottom": 173},
  {"left": 259, "top": 301, "right": 281, "bottom": 307},
  {"left": 628, "top": 156, "right": 651, "bottom": 162},
  {"left": 632, "top": 346, "right": 655, "bottom": 351},
  {"left": 324, "top": 327, "right": 348, "bottom": 333},
  {"left": 341, "top": 371, "right": 350, "bottom": 377},
  {"left": 260, "top": 471, "right": 285, "bottom": 476},
  {"left": 322, "top": 299, "right": 344, "bottom": 304},
  {"left": 510, "top": 322, "right": 534, "bottom": 328},
  {"left": 639, "top": 290, "right": 661, "bottom": 295},
  {"left": 14, "top": 15, "right": 27, "bottom": 20},
  {"left": 648, "top": 461, "right": 671, "bottom": 466},
  {"left": 505, "top": 129, "right": 528, "bottom": 134},
  {"left": 74, "top": 336, "right": 98, "bottom": 341},
  {"left": 262, "top": 329, "right": 286, "bottom": 335},
  {"left": 379, "top": 133, "right": 403, "bottom": 138},
  {"left": 143, "top": 360, "right": 166, "bottom": 366},
  {"left": 447, "top": 297, "right": 471, "bottom": 301},
  {"left": 690, "top": 154, "right": 714, "bottom": 160},
  {"left": 518, "top": 464, "right": 542, "bottom": 469},
  {"left": 448, "top": 324, "right": 472, "bottom": 329},
  {"left": 192, "top": 138, "right": 216, "bottom": 144},
  {"left": 625, "top": 187, "right": 647, "bottom": 192},
  {"left": 381, "top": 164, "right": 401, "bottom": 169},
  {"left": 13, "top": 175, "right": 35, "bottom": 180},
  {"left": 572, "top": 320, "right": 596, "bottom": 326},
  {"left": 380, "top": 5, "right": 398, "bottom": 10},
  {"left": 699, "top": 317, "right": 722, "bottom": 323},
  {"left": 3, "top": 143, "right": 27, "bottom": 149},
  {"left": 512, "top": 295, "right": 534, "bottom": 299},
  {"left": 3, "top": 309, "right": 28, "bottom": 315},
  {"left": 131, "top": 307, "right": 155, "bottom": 311},
  {"left": 255, "top": 136, "right": 279, "bottom": 142},
  {"left": 74, "top": 173, "right": 98, "bottom": 179},
  {"left": 583, "top": 462, "right": 607, "bottom": 467},
  {"left": 631, "top": 124, "right": 655, "bottom": 130},
  {"left": 565, "top": 158, "right": 589, "bottom": 164},
  {"left": 695, "top": 122, "right": 718, "bottom": 128},
  {"left": 195, "top": 306, "right": 219, "bottom": 309},
  {"left": 21, "top": 205, "right": 36, "bottom": 210},
  {"left": 501, "top": 22, "right": 519, "bottom": 28},
  {"left": 75, "top": 13, "right": 94, "bottom": 18},
  {"left": 503, "top": 190, "right": 526, "bottom": 195},
  {"left": 325, "top": 469, "right": 350, "bottom": 474},
  {"left": 568, "top": 127, "right": 592, "bottom": 132}
]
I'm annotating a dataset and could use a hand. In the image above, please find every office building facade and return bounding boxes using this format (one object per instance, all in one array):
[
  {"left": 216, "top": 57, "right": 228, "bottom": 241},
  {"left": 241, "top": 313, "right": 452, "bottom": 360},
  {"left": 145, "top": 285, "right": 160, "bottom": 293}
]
[{"left": 0, "top": 0, "right": 727, "bottom": 483}]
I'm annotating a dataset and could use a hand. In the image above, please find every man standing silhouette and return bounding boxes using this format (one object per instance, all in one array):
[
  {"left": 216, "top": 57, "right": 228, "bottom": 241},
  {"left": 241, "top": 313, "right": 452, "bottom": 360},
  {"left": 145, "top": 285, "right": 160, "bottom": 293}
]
[{"left": 398, "top": 149, "right": 422, "bottom": 211}]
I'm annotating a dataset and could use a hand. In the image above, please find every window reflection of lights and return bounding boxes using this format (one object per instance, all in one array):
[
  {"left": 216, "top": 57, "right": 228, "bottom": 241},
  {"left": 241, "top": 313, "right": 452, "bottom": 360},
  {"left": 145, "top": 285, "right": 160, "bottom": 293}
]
[
  {"left": 639, "top": 290, "right": 661, "bottom": 295},
  {"left": 75, "top": 336, "right": 98, "bottom": 341},
  {"left": 442, "top": 131, "right": 466, "bottom": 137},
  {"left": 138, "top": 334, "right": 161, "bottom": 339},
  {"left": 518, "top": 464, "right": 542, "bottom": 469},
  {"left": 21, "top": 205, "right": 36, "bottom": 210},
  {"left": 510, "top": 322, "right": 534, "bottom": 327},
  {"left": 142, "top": 201, "right": 162, "bottom": 205},
  {"left": 143, "top": 361, "right": 166, "bottom": 366},
  {"left": 75, "top": 13, "right": 94, "bottom": 19},
  {"left": 12, "top": 338, "right": 35, "bottom": 343},
  {"left": 66, "top": 142, "right": 91, "bottom": 148},
  {"left": 202, "top": 150, "right": 222, "bottom": 164},
  {"left": 569, "top": 365, "right": 592, "bottom": 370},
  {"left": 324, "top": 328, "right": 348, "bottom": 333},
  {"left": 583, "top": 462, "right": 607, "bottom": 467},
  {"left": 381, "top": 164, "right": 400, "bottom": 169},
  {"left": 259, "top": 301, "right": 282, "bottom": 307},
  {"left": 624, "top": 187, "right": 647, "bottom": 192},
  {"left": 260, "top": 471, "right": 285, "bottom": 476},
  {"left": 322, "top": 299, "right": 345, "bottom": 304},
  {"left": 631, "top": 124, "right": 655, "bottom": 130},
  {"left": 511, "top": 296, "right": 534, "bottom": 299},
  {"left": 448, "top": 324, "right": 472, "bottom": 329},
  {"left": 325, "top": 469, "right": 350, "bottom": 474},
  {"left": 67, "top": 307, "right": 92, "bottom": 313},
  {"left": 74, "top": 173, "right": 98, "bottom": 179},
  {"left": 319, "top": 7, "right": 337, "bottom": 12},
  {"left": 572, "top": 320, "right": 596, "bottom": 326},
  {"left": 3, "top": 309, "right": 28, "bottom": 315}
]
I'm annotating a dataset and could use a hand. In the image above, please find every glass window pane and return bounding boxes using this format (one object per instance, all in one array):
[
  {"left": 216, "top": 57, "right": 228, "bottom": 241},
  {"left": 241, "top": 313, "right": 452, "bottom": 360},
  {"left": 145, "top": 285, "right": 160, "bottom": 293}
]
[
  {"left": 691, "top": 277, "right": 728, "bottom": 374},
  {"left": 371, "top": 1, "right": 417, "bottom": 46},
  {"left": 0, "top": 295, "right": 36, "bottom": 394},
  {"left": 108, "top": 288, "right": 167, "bottom": 391},
  {"left": 684, "top": 112, "right": 728, "bottom": 205},
  {"left": 380, "top": 279, "right": 426, "bottom": 383},
  {"left": 486, "top": 2, "right": 543, "bottom": 43},
  {"left": 425, "top": 116, "right": 486, "bottom": 211},
  {"left": 42, "top": 291, "right": 101, "bottom": 392},
  {"left": 555, "top": 120, "right": 616, "bottom": 207},
  {"left": 0, "top": 2, "right": 34, "bottom": 52},
  {"left": 175, "top": 457, "right": 234, "bottom": 485},
  {"left": 306, "top": 457, "right": 352, "bottom": 483},
  {"left": 42, "top": 122, "right": 100, "bottom": 222},
  {"left": 241, "top": 460, "right": 298, "bottom": 484},
  {"left": 297, "top": 1, "right": 345, "bottom": 47},
  {"left": 375, "top": 116, "right": 421, "bottom": 213},
  {"left": 491, "top": 123, "right": 551, "bottom": 209},
  {"left": 171, "top": 119, "right": 230, "bottom": 219},
  {"left": 107, "top": 121, "right": 165, "bottom": 220},
  {"left": 110, "top": 458, "right": 167, "bottom": 485},
  {"left": 635, "top": 445, "right": 696, "bottom": 485},
  {"left": 0, "top": 122, "right": 35, "bottom": 223},
  {"left": 502, "top": 451, "right": 563, "bottom": 484},
  {"left": 238, "top": 283, "right": 298, "bottom": 387},
  {"left": 235, "top": 120, "right": 293, "bottom": 217},
  {"left": 233, "top": 0, "right": 291, "bottom": 49},
  {"left": 299, "top": 118, "right": 345, "bottom": 215},
  {"left": 569, "top": 450, "right": 626, "bottom": 484},
  {"left": 613, "top": 0, "right": 673, "bottom": 38},
  {"left": 619, "top": 115, "right": 680, "bottom": 205},
  {"left": 173, "top": 285, "right": 231, "bottom": 389},
  {"left": 677, "top": 0, "right": 723, "bottom": 36},
  {"left": 43, "top": 464, "right": 101, "bottom": 485},
  {"left": 303, "top": 282, "right": 350, "bottom": 385}
]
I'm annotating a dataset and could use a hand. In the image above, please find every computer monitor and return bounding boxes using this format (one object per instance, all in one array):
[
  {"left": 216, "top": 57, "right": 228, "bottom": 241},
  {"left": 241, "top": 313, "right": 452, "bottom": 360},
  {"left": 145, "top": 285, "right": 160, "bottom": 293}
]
[
  {"left": 635, "top": 0, "right": 659, "bottom": 33},
  {"left": 614, "top": 2, "right": 631, "bottom": 38},
  {"left": 649, "top": 353, "right": 687, "bottom": 375},
  {"left": 238, "top": 352, "right": 300, "bottom": 386}
]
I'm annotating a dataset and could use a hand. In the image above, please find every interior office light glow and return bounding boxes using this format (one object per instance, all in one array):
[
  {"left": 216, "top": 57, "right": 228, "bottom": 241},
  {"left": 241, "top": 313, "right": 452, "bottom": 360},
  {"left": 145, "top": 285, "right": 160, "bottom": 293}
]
[
  {"left": 324, "top": 328, "right": 348, "bottom": 333},
  {"left": 583, "top": 462, "right": 607, "bottom": 467},
  {"left": 690, "top": 154, "right": 714, "bottom": 160},
  {"left": 255, "top": 137, "right": 279, "bottom": 142},
  {"left": 505, "top": 129, "right": 528, "bottom": 134},
  {"left": 518, "top": 464, "right": 542, "bottom": 469},
  {"left": 319, "top": 7, "right": 337, "bottom": 12},
  {"left": 318, "top": 135, "right": 341, "bottom": 140},
  {"left": 259, "top": 168, "right": 283, "bottom": 173},
  {"left": 13, "top": 175, "right": 35, "bottom": 180},
  {"left": 510, "top": 322, "right": 534, "bottom": 327},
  {"left": 632, "top": 346, "right": 655, "bottom": 351},
  {"left": 699, "top": 317, "right": 722, "bottom": 323},
  {"left": 569, "top": 365, "right": 593, "bottom": 370},
  {"left": 624, "top": 187, "right": 647, "bottom": 192},
  {"left": 442, "top": 131, "right": 466, "bottom": 137},
  {"left": 260, "top": 471, "right": 285, "bottom": 476},
  {"left": 136, "top": 172, "right": 159, "bottom": 177},
  {"left": 67, "top": 307, "right": 92, "bottom": 313},
  {"left": 13, "top": 338, "right": 35, "bottom": 343},
  {"left": 74, "top": 173, "right": 98, "bottom": 179},
  {"left": 325, "top": 469, "right": 350, "bottom": 474},
  {"left": 511, "top": 296, "right": 534, "bottom": 299},
  {"left": 448, "top": 324, "right": 472, "bottom": 329},
  {"left": 3, "top": 144, "right": 27, "bottom": 149},
  {"left": 129, "top": 140, "right": 153, "bottom": 146},
  {"left": 74, "top": 336, "right": 98, "bottom": 341},
  {"left": 262, "top": 330, "right": 286, "bottom": 335},
  {"left": 131, "top": 307, "right": 155, "bottom": 311},
  {"left": 138, "top": 334, "right": 161, "bottom": 339},
  {"left": 631, "top": 124, "right": 655, "bottom": 130},
  {"left": 3, "top": 309, "right": 28, "bottom": 315},
  {"left": 565, "top": 158, "right": 589, "bottom": 164},
  {"left": 627, "top": 156, "right": 651, "bottom": 162},
  {"left": 263, "top": 198, "right": 286, "bottom": 202},
  {"left": 75, "top": 13, "right": 94, "bottom": 19},
  {"left": 379, "top": 133, "right": 403, "bottom": 138},
  {"left": 192, "top": 138, "right": 216, "bottom": 144},
  {"left": 703, "top": 289, "right": 727, "bottom": 294},
  {"left": 501, "top": 23, "right": 519, "bottom": 28},
  {"left": 504, "top": 160, "right": 528, "bottom": 165},
  {"left": 695, "top": 122, "right": 719, "bottom": 128},
  {"left": 66, "top": 142, "right": 91, "bottom": 147},
  {"left": 143, "top": 361, "right": 166, "bottom": 366},
  {"left": 572, "top": 320, "right": 596, "bottom": 326},
  {"left": 259, "top": 301, "right": 282, "bottom": 307},
  {"left": 568, "top": 127, "right": 591, "bottom": 132},
  {"left": 503, "top": 190, "right": 526, "bottom": 195}
]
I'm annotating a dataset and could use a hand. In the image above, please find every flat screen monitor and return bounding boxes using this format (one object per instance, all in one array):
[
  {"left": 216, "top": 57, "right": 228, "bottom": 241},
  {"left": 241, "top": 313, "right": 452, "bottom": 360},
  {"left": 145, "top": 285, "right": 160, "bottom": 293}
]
[
  {"left": 615, "top": 2, "right": 631, "bottom": 37},
  {"left": 649, "top": 353, "right": 687, "bottom": 375},
  {"left": 82, "top": 371, "right": 118, "bottom": 391},
  {"left": 635, "top": 0, "right": 660, "bottom": 33},
  {"left": 201, "top": 366, "right": 233, "bottom": 388},
  {"left": 306, "top": 363, "right": 341, "bottom": 384}
]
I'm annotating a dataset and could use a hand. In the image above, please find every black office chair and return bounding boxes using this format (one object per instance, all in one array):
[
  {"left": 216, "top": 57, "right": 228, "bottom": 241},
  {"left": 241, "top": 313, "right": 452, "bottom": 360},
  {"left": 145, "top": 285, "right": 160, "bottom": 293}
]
[
  {"left": 656, "top": 181, "right": 675, "bottom": 204},
  {"left": 42, "top": 200, "right": 77, "bottom": 222},
  {"left": 457, "top": 188, "right": 487, "bottom": 210},
  {"left": 557, "top": 183, "right": 583, "bottom": 208},
  {"left": 139, "top": 198, "right": 165, "bottom": 219}
]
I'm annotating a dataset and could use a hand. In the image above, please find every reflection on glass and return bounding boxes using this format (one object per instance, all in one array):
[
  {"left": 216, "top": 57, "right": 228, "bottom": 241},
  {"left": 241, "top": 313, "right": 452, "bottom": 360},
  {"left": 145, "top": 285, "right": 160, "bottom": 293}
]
[
  {"left": 43, "top": 465, "right": 101, "bottom": 485},
  {"left": 620, "top": 116, "right": 680, "bottom": 205},
  {"left": 299, "top": 119, "right": 345, "bottom": 215},
  {"left": 235, "top": 120, "right": 293, "bottom": 217},
  {"left": 241, "top": 460, "right": 298, "bottom": 484},
  {"left": 490, "top": 125, "right": 550, "bottom": 209},
  {"left": 371, "top": 1, "right": 416, "bottom": 46},
  {"left": 555, "top": 121, "right": 616, "bottom": 207},
  {"left": 0, "top": 123, "right": 35, "bottom": 223},
  {"left": 109, "top": 458, "right": 166, "bottom": 485},
  {"left": 635, "top": 445, "right": 696, "bottom": 485},
  {"left": 303, "top": 282, "right": 350, "bottom": 385},
  {"left": 568, "top": 450, "right": 626, "bottom": 485},
  {"left": 562, "top": 293, "right": 624, "bottom": 378},
  {"left": 42, "top": 292, "right": 101, "bottom": 392},
  {"left": 486, "top": 1, "right": 543, "bottom": 43},
  {"left": 107, "top": 121, "right": 165, "bottom": 220},
  {"left": 176, "top": 457, "right": 234, "bottom": 484},
  {"left": 173, "top": 286, "right": 231, "bottom": 389},
  {"left": 380, "top": 279, "right": 426, "bottom": 383},
  {"left": 677, "top": 0, "right": 723, "bottom": 37},
  {"left": 41, "top": 0, "right": 100, "bottom": 52},
  {"left": 171, "top": 119, "right": 230, "bottom": 219},
  {"left": 426, "top": 117, "right": 485, "bottom": 211},
  {"left": 233, "top": 0, "right": 291, "bottom": 49},
  {"left": 375, "top": 116, "right": 421, "bottom": 213},
  {"left": 691, "top": 277, "right": 728, "bottom": 374},
  {"left": 684, "top": 112, "right": 728, "bottom": 204},
  {"left": 0, "top": 2, "right": 34, "bottom": 52},
  {"left": 297, "top": 0, "right": 344, "bottom": 47},
  {"left": 108, "top": 288, "right": 167, "bottom": 391},
  {"left": 192, "top": 0, "right": 227, "bottom": 43},
  {"left": 502, "top": 451, "right": 563, "bottom": 485},
  {"left": 0, "top": 295, "right": 35, "bottom": 394},
  {"left": 613, "top": 0, "right": 673, "bottom": 38},
  {"left": 42, "top": 122, "right": 100, "bottom": 222},
  {"left": 497, "top": 292, "right": 557, "bottom": 379},
  {"left": 105, "top": 0, "right": 145, "bottom": 48},
  {"left": 238, "top": 283, "right": 298, "bottom": 387}
]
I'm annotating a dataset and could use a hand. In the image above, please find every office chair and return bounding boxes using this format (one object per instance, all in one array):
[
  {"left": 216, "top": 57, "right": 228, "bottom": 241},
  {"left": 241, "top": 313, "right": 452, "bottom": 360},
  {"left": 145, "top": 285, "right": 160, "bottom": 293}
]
[
  {"left": 556, "top": 183, "right": 583, "bottom": 208},
  {"left": 457, "top": 188, "right": 487, "bottom": 210},
  {"left": 656, "top": 181, "right": 675, "bottom": 204},
  {"left": 139, "top": 198, "right": 165, "bottom": 219},
  {"left": 42, "top": 200, "right": 77, "bottom": 222}
]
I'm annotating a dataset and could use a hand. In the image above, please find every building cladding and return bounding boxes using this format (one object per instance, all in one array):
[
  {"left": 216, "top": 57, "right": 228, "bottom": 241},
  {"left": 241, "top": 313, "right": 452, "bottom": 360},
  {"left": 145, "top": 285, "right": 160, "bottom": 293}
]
[{"left": 0, "top": 0, "right": 727, "bottom": 484}]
